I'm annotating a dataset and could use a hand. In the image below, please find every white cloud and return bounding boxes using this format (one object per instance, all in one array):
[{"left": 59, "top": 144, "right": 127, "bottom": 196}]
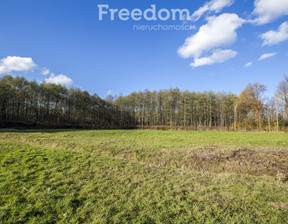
[
  {"left": 252, "top": 0, "right": 288, "bottom": 25},
  {"left": 258, "top": 52, "right": 277, "bottom": 61},
  {"left": 0, "top": 56, "right": 36, "bottom": 74},
  {"left": 41, "top": 67, "right": 50, "bottom": 75},
  {"left": 44, "top": 73, "right": 73, "bottom": 86},
  {"left": 178, "top": 13, "right": 245, "bottom": 61},
  {"left": 107, "top": 90, "right": 114, "bottom": 96},
  {"left": 244, "top": 62, "right": 253, "bottom": 67},
  {"left": 260, "top": 21, "right": 288, "bottom": 46},
  {"left": 190, "top": 49, "right": 237, "bottom": 67},
  {"left": 191, "top": 0, "right": 234, "bottom": 21}
]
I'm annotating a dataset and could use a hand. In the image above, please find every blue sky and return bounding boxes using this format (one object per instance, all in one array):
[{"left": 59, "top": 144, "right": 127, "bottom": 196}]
[{"left": 0, "top": 0, "right": 288, "bottom": 98}]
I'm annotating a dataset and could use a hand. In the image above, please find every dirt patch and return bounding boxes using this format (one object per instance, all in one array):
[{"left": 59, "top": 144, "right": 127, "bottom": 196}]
[
  {"left": 268, "top": 202, "right": 288, "bottom": 210},
  {"left": 156, "top": 146, "right": 288, "bottom": 179}
]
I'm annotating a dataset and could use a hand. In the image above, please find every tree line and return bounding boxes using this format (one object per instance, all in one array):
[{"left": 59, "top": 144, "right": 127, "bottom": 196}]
[
  {"left": 0, "top": 75, "right": 287, "bottom": 130},
  {"left": 114, "top": 76, "right": 288, "bottom": 131},
  {"left": 0, "top": 76, "right": 135, "bottom": 128}
]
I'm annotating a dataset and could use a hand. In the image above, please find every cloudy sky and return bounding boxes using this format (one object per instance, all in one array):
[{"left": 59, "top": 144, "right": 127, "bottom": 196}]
[{"left": 0, "top": 0, "right": 288, "bottom": 97}]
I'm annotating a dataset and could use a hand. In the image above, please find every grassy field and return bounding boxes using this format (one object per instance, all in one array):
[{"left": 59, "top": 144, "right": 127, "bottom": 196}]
[{"left": 0, "top": 130, "right": 288, "bottom": 223}]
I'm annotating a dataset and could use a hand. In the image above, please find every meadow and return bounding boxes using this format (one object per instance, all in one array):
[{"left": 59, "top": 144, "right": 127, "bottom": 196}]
[{"left": 0, "top": 129, "right": 288, "bottom": 223}]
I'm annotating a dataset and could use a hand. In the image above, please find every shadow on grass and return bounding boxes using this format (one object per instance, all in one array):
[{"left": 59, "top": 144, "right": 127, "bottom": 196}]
[
  {"left": 0, "top": 129, "right": 85, "bottom": 133},
  {"left": 0, "top": 128, "right": 137, "bottom": 133}
]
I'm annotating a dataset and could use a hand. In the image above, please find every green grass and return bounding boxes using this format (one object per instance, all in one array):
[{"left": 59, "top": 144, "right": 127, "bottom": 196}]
[
  {"left": 0, "top": 130, "right": 288, "bottom": 223},
  {"left": 2, "top": 129, "right": 288, "bottom": 149}
]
